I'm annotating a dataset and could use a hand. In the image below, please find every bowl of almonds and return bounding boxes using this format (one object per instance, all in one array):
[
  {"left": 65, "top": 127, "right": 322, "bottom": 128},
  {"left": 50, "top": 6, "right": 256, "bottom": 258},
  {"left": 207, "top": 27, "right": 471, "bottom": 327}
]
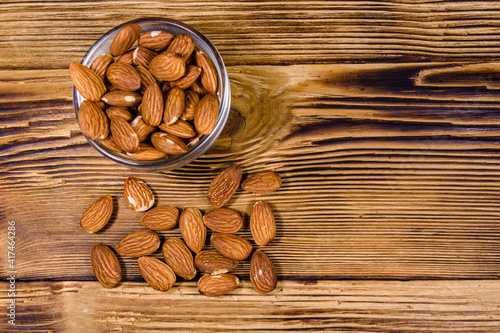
[{"left": 70, "top": 18, "right": 231, "bottom": 170}]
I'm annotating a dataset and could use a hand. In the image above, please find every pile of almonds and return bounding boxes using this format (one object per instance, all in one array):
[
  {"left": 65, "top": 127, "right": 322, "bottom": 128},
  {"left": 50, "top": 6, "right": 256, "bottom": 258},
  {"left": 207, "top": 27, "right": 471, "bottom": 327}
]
[
  {"left": 70, "top": 23, "right": 220, "bottom": 161},
  {"left": 82, "top": 164, "right": 282, "bottom": 296}
]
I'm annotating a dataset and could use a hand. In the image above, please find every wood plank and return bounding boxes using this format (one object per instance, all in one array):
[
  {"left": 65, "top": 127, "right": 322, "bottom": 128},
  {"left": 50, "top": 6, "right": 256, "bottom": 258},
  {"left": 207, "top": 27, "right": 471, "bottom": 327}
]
[
  {"left": 1, "top": 63, "right": 500, "bottom": 280},
  {"left": 3, "top": 1, "right": 500, "bottom": 68},
  {"left": 1, "top": 280, "right": 500, "bottom": 332}
]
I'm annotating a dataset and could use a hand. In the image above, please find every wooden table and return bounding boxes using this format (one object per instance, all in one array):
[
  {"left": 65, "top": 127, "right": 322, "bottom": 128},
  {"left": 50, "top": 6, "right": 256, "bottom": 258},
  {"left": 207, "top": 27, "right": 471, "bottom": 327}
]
[{"left": 2, "top": 1, "right": 500, "bottom": 331}]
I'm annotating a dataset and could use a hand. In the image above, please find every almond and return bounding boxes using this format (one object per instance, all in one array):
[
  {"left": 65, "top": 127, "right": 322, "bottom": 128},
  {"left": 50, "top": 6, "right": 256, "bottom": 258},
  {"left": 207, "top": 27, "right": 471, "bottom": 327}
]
[
  {"left": 127, "top": 143, "right": 167, "bottom": 161},
  {"left": 110, "top": 23, "right": 141, "bottom": 57},
  {"left": 170, "top": 65, "right": 201, "bottom": 90},
  {"left": 123, "top": 176, "right": 155, "bottom": 211},
  {"left": 162, "top": 237, "right": 196, "bottom": 280},
  {"left": 116, "top": 229, "right": 160, "bottom": 257},
  {"left": 140, "top": 206, "right": 179, "bottom": 231},
  {"left": 110, "top": 117, "right": 139, "bottom": 153},
  {"left": 102, "top": 90, "right": 143, "bottom": 107},
  {"left": 91, "top": 243, "right": 122, "bottom": 288},
  {"left": 242, "top": 171, "right": 282, "bottom": 194},
  {"left": 211, "top": 233, "right": 252, "bottom": 261},
  {"left": 166, "top": 34, "right": 195, "bottom": 60},
  {"left": 250, "top": 201, "right": 276, "bottom": 246},
  {"left": 117, "top": 50, "right": 134, "bottom": 65},
  {"left": 139, "top": 30, "right": 175, "bottom": 51},
  {"left": 80, "top": 195, "right": 113, "bottom": 233},
  {"left": 164, "top": 87, "right": 185, "bottom": 125},
  {"left": 203, "top": 208, "right": 243, "bottom": 234},
  {"left": 198, "top": 273, "right": 239, "bottom": 297},
  {"left": 90, "top": 53, "right": 114, "bottom": 81},
  {"left": 191, "top": 80, "right": 207, "bottom": 95},
  {"left": 136, "top": 65, "right": 158, "bottom": 93},
  {"left": 99, "top": 135, "right": 124, "bottom": 154},
  {"left": 151, "top": 132, "right": 189, "bottom": 155},
  {"left": 207, "top": 163, "right": 242, "bottom": 208},
  {"left": 194, "top": 93, "right": 220, "bottom": 135},
  {"left": 106, "top": 63, "right": 141, "bottom": 91},
  {"left": 130, "top": 116, "right": 156, "bottom": 142},
  {"left": 250, "top": 250, "right": 277, "bottom": 294},
  {"left": 149, "top": 52, "right": 186, "bottom": 81},
  {"left": 179, "top": 207, "right": 206, "bottom": 253},
  {"left": 106, "top": 106, "right": 134, "bottom": 122},
  {"left": 70, "top": 62, "right": 106, "bottom": 102},
  {"left": 138, "top": 256, "right": 176, "bottom": 292},
  {"left": 181, "top": 90, "right": 199, "bottom": 121},
  {"left": 186, "top": 133, "right": 203, "bottom": 149},
  {"left": 159, "top": 119, "right": 197, "bottom": 139},
  {"left": 195, "top": 50, "right": 218, "bottom": 94},
  {"left": 133, "top": 46, "right": 158, "bottom": 67},
  {"left": 78, "top": 100, "right": 109, "bottom": 140},
  {"left": 141, "top": 83, "right": 163, "bottom": 126},
  {"left": 195, "top": 250, "right": 238, "bottom": 275}
]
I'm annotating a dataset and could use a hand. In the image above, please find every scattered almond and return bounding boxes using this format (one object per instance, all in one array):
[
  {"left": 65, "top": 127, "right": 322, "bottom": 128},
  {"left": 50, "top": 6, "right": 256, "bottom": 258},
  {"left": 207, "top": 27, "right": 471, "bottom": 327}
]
[
  {"left": 242, "top": 171, "right": 282, "bottom": 194},
  {"left": 198, "top": 273, "right": 239, "bottom": 297},
  {"left": 80, "top": 195, "right": 113, "bottom": 233},
  {"left": 207, "top": 163, "right": 242, "bottom": 208},
  {"left": 250, "top": 250, "right": 277, "bottom": 294},
  {"left": 123, "top": 177, "right": 155, "bottom": 211},
  {"left": 91, "top": 243, "right": 122, "bottom": 288},
  {"left": 250, "top": 201, "right": 276, "bottom": 246},
  {"left": 179, "top": 207, "right": 206, "bottom": 253},
  {"left": 195, "top": 250, "right": 238, "bottom": 275},
  {"left": 211, "top": 233, "right": 252, "bottom": 261},
  {"left": 140, "top": 206, "right": 179, "bottom": 231},
  {"left": 162, "top": 237, "right": 196, "bottom": 280},
  {"left": 203, "top": 208, "right": 243, "bottom": 233},
  {"left": 116, "top": 229, "right": 160, "bottom": 257},
  {"left": 138, "top": 256, "right": 176, "bottom": 292}
]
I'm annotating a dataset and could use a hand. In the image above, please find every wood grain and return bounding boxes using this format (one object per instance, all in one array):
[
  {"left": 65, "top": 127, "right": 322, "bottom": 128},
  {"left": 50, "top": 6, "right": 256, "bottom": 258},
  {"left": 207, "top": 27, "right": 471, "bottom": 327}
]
[
  {"left": 3, "top": 1, "right": 500, "bottom": 68},
  {"left": 2, "top": 63, "right": 500, "bottom": 280},
  {"left": 1, "top": 280, "right": 500, "bottom": 332}
]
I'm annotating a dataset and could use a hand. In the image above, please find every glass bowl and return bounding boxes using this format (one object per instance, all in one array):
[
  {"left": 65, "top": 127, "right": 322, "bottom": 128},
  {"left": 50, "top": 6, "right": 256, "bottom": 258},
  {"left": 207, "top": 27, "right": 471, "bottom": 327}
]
[{"left": 73, "top": 18, "right": 231, "bottom": 171}]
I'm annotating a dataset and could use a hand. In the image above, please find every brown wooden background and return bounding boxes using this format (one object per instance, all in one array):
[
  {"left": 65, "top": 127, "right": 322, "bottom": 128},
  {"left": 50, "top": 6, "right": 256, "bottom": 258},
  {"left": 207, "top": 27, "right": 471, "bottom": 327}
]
[{"left": 2, "top": 0, "right": 500, "bottom": 331}]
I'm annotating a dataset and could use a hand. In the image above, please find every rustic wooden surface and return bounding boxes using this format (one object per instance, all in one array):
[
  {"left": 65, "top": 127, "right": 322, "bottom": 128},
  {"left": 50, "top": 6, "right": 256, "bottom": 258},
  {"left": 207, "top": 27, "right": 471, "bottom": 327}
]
[{"left": 2, "top": 0, "right": 500, "bottom": 331}]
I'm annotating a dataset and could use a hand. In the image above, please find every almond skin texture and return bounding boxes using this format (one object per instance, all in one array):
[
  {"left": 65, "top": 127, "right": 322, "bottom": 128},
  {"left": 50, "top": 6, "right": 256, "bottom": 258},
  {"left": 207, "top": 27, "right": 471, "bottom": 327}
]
[
  {"left": 138, "top": 256, "right": 176, "bottom": 292},
  {"left": 102, "top": 90, "right": 143, "bottom": 107},
  {"left": 117, "top": 50, "right": 134, "bottom": 65},
  {"left": 110, "top": 117, "right": 139, "bottom": 153},
  {"left": 241, "top": 171, "right": 282, "bottom": 194},
  {"left": 149, "top": 52, "right": 186, "bottom": 82},
  {"left": 207, "top": 163, "right": 242, "bottom": 208},
  {"left": 127, "top": 143, "right": 167, "bottom": 161},
  {"left": 91, "top": 243, "right": 122, "bottom": 288},
  {"left": 116, "top": 229, "right": 160, "bottom": 257},
  {"left": 171, "top": 65, "right": 202, "bottom": 90},
  {"left": 162, "top": 238, "right": 196, "bottom": 280},
  {"left": 195, "top": 250, "right": 238, "bottom": 275},
  {"left": 106, "top": 106, "right": 134, "bottom": 122},
  {"left": 164, "top": 87, "right": 185, "bottom": 125},
  {"left": 90, "top": 53, "right": 114, "bottom": 81},
  {"left": 151, "top": 132, "right": 189, "bottom": 155},
  {"left": 250, "top": 250, "right": 277, "bottom": 294},
  {"left": 203, "top": 208, "right": 243, "bottom": 234},
  {"left": 198, "top": 273, "right": 239, "bottom": 297},
  {"left": 80, "top": 195, "right": 113, "bottom": 233},
  {"left": 140, "top": 206, "right": 179, "bottom": 231},
  {"left": 250, "top": 201, "right": 276, "bottom": 246},
  {"left": 159, "top": 119, "right": 197, "bottom": 139},
  {"left": 195, "top": 51, "right": 218, "bottom": 94},
  {"left": 194, "top": 93, "right": 220, "bottom": 135},
  {"left": 133, "top": 46, "right": 158, "bottom": 67},
  {"left": 167, "top": 34, "right": 195, "bottom": 60},
  {"left": 110, "top": 23, "right": 141, "bottom": 57},
  {"left": 179, "top": 208, "right": 206, "bottom": 253},
  {"left": 70, "top": 62, "right": 106, "bottom": 102},
  {"left": 181, "top": 90, "right": 199, "bottom": 121},
  {"left": 99, "top": 135, "right": 124, "bottom": 154},
  {"left": 139, "top": 30, "right": 175, "bottom": 51},
  {"left": 78, "top": 100, "right": 109, "bottom": 140},
  {"left": 106, "top": 63, "right": 142, "bottom": 91},
  {"left": 211, "top": 233, "right": 252, "bottom": 261},
  {"left": 136, "top": 65, "right": 158, "bottom": 93},
  {"left": 130, "top": 116, "right": 156, "bottom": 142},
  {"left": 123, "top": 177, "right": 155, "bottom": 211},
  {"left": 141, "top": 83, "right": 164, "bottom": 126}
]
